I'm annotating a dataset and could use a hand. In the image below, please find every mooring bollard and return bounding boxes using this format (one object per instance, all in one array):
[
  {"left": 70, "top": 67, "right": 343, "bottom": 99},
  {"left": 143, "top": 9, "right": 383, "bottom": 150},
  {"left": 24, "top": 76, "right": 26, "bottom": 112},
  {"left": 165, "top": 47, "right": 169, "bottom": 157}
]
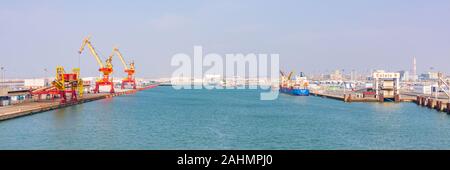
[
  {"left": 428, "top": 99, "right": 435, "bottom": 109},
  {"left": 435, "top": 101, "right": 442, "bottom": 111},
  {"left": 447, "top": 103, "right": 450, "bottom": 114},
  {"left": 378, "top": 95, "right": 384, "bottom": 102}
]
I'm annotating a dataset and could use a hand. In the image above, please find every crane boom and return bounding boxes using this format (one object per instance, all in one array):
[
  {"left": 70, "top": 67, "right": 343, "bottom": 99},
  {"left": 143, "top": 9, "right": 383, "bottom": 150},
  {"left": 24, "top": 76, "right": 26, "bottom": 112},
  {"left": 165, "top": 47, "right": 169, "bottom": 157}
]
[
  {"left": 287, "top": 71, "right": 294, "bottom": 80},
  {"left": 79, "top": 36, "right": 104, "bottom": 68},
  {"left": 280, "top": 70, "right": 285, "bottom": 77},
  {"left": 112, "top": 47, "right": 129, "bottom": 70}
]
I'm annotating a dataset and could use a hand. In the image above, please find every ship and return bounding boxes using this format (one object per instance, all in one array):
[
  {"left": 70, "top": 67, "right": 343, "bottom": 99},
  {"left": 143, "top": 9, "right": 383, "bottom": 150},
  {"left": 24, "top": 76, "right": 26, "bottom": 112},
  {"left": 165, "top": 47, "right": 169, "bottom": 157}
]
[{"left": 279, "top": 70, "right": 310, "bottom": 96}]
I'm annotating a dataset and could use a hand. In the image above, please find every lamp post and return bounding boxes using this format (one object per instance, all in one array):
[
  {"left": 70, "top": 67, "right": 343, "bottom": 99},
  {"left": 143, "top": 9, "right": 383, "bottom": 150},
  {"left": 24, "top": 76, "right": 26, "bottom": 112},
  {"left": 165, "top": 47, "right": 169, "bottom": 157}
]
[
  {"left": 342, "top": 69, "right": 346, "bottom": 95},
  {"left": 1, "top": 66, "right": 4, "bottom": 88}
]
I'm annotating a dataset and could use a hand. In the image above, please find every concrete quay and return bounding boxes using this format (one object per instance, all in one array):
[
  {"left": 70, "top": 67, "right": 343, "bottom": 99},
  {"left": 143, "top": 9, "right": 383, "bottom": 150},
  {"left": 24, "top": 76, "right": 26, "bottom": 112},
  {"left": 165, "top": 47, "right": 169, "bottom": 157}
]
[
  {"left": 0, "top": 84, "right": 158, "bottom": 121},
  {"left": 310, "top": 90, "right": 450, "bottom": 114}
]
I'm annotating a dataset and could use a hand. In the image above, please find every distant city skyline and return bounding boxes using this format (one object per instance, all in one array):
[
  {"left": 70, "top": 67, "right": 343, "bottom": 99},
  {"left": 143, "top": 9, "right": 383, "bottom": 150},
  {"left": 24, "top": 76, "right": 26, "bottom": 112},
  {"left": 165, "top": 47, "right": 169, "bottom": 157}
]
[{"left": 1, "top": 0, "right": 450, "bottom": 79}]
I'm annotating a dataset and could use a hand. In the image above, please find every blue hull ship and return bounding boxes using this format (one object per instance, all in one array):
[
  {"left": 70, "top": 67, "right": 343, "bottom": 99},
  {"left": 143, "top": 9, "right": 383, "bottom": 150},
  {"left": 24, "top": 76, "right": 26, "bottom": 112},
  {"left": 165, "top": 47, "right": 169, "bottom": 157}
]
[{"left": 280, "top": 87, "right": 310, "bottom": 96}]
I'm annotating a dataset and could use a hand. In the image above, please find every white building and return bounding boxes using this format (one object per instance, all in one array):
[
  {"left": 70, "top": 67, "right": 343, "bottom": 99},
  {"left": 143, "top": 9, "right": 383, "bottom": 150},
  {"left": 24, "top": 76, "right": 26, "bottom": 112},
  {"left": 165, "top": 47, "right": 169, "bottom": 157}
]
[
  {"left": 420, "top": 72, "right": 439, "bottom": 80},
  {"left": 414, "top": 85, "right": 432, "bottom": 95},
  {"left": 82, "top": 77, "right": 97, "bottom": 92},
  {"left": 24, "top": 78, "right": 50, "bottom": 88},
  {"left": 398, "top": 70, "right": 410, "bottom": 81}
]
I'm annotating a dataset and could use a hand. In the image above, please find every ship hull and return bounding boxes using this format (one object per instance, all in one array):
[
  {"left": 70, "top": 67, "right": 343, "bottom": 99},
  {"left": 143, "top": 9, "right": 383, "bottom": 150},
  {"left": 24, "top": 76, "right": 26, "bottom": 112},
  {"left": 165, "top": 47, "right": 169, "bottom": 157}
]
[{"left": 280, "top": 87, "right": 310, "bottom": 96}]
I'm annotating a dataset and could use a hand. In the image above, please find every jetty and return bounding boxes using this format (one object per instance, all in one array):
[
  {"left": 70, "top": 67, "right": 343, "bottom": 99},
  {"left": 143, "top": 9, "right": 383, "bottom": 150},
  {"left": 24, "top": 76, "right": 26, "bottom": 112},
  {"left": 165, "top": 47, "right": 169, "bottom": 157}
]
[
  {"left": 0, "top": 84, "right": 158, "bottom": 121},
  {"left": 310, "top": 89, "right": 450, "bottom": 114}
]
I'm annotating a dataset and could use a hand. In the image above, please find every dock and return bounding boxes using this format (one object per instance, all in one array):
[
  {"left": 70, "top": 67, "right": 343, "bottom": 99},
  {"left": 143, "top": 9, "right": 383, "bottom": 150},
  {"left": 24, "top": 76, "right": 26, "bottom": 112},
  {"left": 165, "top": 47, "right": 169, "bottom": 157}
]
[
  {"left": 310, "top": 89, "right": 450, "bottom": 114},
  {"left": 310, "top": 90, "right": 379, "bottom": 102},
  {"left": 411, "top": 95, "right": 450, "bottom": 113},
  {"left": 0, "top": 84, "right": 158, "bottom": 121},
  {"left": 310, "top": 91, "right": 345, "bottom": 101}
]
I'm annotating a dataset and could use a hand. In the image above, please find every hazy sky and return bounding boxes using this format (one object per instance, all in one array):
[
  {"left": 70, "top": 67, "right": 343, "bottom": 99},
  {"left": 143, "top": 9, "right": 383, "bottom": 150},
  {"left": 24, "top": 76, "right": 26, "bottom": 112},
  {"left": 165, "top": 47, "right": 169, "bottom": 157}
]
[{"left": 1, "top": 0, "right": 449, "bottom": 78}]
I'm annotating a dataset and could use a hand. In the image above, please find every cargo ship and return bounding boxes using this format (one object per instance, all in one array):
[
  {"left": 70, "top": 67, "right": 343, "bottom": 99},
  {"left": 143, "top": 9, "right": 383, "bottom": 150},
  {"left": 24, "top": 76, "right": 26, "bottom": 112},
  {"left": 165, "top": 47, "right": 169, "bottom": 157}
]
[
  {"left": 280, "top": 71, "right": 310, "bottom": 96},
  {"left": 280, "top": 87, "right": 310, "bottom": 96}
]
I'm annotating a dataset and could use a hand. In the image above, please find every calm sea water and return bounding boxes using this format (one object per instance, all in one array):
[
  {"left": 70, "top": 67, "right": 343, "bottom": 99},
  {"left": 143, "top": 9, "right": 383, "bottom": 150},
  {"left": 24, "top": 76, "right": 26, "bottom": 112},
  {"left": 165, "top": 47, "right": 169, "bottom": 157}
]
[{"left": 1, "top": 86, "right": 450, "bottom": 149}]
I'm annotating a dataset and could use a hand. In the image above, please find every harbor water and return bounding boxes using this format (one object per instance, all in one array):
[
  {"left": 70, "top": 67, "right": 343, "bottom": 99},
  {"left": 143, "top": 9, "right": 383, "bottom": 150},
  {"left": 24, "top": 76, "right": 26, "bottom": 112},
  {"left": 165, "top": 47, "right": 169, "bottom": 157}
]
[{"left": 0, "top": 86, "right": 450, "bottom": 149}]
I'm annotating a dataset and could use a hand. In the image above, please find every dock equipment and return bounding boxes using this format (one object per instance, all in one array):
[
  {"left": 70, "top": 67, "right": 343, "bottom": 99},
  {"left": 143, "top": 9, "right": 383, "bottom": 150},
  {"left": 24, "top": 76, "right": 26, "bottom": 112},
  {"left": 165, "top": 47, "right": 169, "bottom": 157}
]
[
  {"left": 437, "top": 73, "right": 450, "bottom": 102},
  {"left": 32, "top": 66, "right": 83, "bottom": 103},
  {"left": 373, "top": 72, "right": 400, "bottom": 102},
  {"left": 79, "top": 36, "right": 115, "bottom": 93},
  {"left": 280, "top": 70, "right": 308, "bottom": 88},
  {"left": 109, "top": 47, "right": 136, "bottom": 89}
]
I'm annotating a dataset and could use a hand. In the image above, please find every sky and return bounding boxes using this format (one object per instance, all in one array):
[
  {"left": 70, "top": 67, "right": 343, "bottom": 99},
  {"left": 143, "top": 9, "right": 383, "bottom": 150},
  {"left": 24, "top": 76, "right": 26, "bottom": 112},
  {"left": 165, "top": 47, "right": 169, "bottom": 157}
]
[{"left": 0, "top": 0, "right": 449, "bottom": 79}]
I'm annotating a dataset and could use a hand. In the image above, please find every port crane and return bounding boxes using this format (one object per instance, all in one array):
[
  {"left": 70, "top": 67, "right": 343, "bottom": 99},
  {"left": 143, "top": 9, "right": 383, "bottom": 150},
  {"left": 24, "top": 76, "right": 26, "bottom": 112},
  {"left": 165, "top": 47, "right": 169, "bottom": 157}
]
[
  {"left": 280, "top": 70, "right": 291, "bottom": 88},
  {"left": 32, "top": 66, "right": 83, "bottom": 103},
  {"left": 109, "top": 47, "right": 136, "bottom": 89},
  {"left": 287, "top": 71, "right": 294, "bottom": 80},
  {"left": 78, "top": 36, "right": 115, "bottom": 93},
  {"left": 280, "top": 70, "right": 308, "bottom": 88}
]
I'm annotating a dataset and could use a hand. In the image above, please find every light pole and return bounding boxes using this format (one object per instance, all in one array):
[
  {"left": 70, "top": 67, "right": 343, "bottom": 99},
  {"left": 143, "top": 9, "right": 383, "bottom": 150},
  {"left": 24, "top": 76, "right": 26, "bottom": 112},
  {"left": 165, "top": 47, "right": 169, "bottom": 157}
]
[
  {"left": 342, "top": 69, "right": 346, "bottom": 95},
  {"left": 44, "top": 68, "right": 49, "bottom": 79},
  {"left": 1, "top": 66, "right": 4, "bottom": 88}
]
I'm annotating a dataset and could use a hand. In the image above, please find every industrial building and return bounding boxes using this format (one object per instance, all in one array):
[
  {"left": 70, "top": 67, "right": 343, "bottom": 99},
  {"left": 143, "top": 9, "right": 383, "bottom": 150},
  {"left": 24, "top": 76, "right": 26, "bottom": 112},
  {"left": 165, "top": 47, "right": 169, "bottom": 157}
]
[
  {"left": 398, "top": 70, "right": 410, "bottom": 81},
  {"left": 0, "top": 87, "right": 32, "bottom": 106},
  {"left": 420, "top": 72, "right": 439, "bottom": 80},
  {"left": 24, "top": 78, "right": 50, "bottom": 88},
  {"left": 0, "top": 79, "right": 25, "bottom": 90}
]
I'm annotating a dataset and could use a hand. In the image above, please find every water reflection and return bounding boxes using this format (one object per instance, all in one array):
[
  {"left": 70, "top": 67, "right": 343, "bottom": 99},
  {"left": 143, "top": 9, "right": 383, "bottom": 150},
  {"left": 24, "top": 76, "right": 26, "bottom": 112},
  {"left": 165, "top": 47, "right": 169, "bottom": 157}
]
[{"left": 371, "top": 102, "right": 403, "bottom": 112}]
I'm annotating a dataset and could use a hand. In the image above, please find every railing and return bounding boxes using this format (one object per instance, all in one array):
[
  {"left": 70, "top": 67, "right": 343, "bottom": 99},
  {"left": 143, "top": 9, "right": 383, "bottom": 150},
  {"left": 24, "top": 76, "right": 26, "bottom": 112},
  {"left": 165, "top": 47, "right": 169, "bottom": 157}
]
[{"left": 438, "top": 76, "right": 450, "bottom": 102}]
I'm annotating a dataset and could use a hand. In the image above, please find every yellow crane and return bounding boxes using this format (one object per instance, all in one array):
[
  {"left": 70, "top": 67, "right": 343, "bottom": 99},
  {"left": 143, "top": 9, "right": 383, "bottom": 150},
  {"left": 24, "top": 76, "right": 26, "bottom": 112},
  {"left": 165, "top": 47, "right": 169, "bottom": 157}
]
[
  {"left": 78, "top": 36, "right": 115, "bottom": 93},
  {"left": 32, "top": 66, "right": 83, "bottom": 103},
  {"left": 109, "top": 47, "right": 136, "bottom": 89},
  {"left": 287, "top": 71, "right": 294, "bottom": 80}
]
